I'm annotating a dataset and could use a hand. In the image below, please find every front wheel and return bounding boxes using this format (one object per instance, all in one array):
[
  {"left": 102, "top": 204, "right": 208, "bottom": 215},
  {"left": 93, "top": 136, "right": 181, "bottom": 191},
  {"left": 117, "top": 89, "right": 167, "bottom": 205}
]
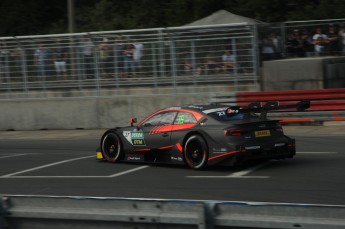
[
  {"left": 184, "top": 135, "right": 208, "bottom": 169},
  {"left": 101, "top": 132, "right": 123, "bottom": 162}
]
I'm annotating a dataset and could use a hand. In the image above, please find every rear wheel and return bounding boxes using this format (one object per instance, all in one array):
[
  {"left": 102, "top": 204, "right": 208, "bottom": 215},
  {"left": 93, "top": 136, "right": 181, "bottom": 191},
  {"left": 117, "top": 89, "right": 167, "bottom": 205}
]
[
  {"left": 101, "top": 132, "right": 123, "bottom": 162},
  {"left": 184, "top": 135, "right": 208, "bottom": 169}
]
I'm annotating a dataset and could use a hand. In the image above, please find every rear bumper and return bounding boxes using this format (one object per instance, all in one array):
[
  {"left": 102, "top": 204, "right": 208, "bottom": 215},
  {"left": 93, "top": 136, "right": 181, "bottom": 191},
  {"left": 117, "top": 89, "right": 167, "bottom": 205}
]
[
  {"left": 215, "top": 138, "right": 295, "bottom": 166},
  {"left": 237, "top": 138, "right": 296, "bottom": 162}
]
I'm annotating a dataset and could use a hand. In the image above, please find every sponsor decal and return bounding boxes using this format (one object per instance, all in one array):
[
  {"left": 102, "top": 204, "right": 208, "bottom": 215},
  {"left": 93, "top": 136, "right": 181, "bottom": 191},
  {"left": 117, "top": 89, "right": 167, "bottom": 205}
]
[
  {"left": 127, "top": 156, "right": 142, "bottom": 161},
  {"left": 274, "top": 143, "right": 286, "bottom": 147},
  {"left": 171, "top": 156, "right": 183, "bottom": 161},
  {"left": 176, "top": 115, "right": 185, "bottom": 124},
  {"left": 245, "top": 146, "right": 261, "bottom": 150},
  {"left": 123, "top": 130, "right": 146, "bottom": 146},
  {"left": 212, "top": 148, "right": 228, "bottom": 154}
]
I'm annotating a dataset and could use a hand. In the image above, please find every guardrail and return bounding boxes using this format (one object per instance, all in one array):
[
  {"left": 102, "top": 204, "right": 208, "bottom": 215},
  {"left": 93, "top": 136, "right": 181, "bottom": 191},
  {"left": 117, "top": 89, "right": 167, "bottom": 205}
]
[
  {"left": 1, "top": 195, "right": 345, "bottom": 229},
  {"left": 210, "top": 88, "right": 345, "bottom": 123}
]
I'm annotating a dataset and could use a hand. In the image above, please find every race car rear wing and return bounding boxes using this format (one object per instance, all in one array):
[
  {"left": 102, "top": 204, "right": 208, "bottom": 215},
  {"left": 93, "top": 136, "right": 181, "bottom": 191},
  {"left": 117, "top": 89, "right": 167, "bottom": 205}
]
[{"left": 226, "top": 100, "right": 310, "bottom": 119}]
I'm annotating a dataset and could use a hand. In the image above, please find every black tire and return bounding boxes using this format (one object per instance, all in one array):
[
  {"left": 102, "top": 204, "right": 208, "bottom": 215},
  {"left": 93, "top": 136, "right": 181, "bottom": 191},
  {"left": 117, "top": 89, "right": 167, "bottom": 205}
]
[
  {"left": 101, "top": 132, "right": 123, "bottom": 163},
  {"left": 184, "top": 135, "right": 208, "bottom": 169}
]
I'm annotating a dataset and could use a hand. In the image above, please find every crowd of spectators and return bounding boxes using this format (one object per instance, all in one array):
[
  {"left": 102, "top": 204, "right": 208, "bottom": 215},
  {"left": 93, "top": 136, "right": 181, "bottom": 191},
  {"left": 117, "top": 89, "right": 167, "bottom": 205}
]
[
  {"left": 2, "top": 22, "right": 345, "bottom": 83},
  {"left": 261, "top": 23, "right": 345, "bottom": 60}
]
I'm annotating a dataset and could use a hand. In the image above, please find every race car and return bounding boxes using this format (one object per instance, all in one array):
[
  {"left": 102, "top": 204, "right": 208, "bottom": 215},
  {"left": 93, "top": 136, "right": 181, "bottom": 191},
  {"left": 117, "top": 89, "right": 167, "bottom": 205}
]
[{"left": 96, "top": 100, "right": 310, "bottom": 169}]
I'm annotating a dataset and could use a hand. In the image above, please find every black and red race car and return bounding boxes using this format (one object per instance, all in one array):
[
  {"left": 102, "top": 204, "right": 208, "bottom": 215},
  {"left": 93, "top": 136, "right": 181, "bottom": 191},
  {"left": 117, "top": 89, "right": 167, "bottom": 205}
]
[{"left": 96, "top": 101, "right": 309, "bottom": 169}]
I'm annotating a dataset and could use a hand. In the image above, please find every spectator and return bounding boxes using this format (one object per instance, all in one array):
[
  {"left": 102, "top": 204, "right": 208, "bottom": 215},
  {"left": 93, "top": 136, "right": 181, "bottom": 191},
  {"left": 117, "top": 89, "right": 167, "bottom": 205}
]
[
  {"left": 123, "top": 39, "right": 134, "bottom": 77},
  {"left": 98, "top": 37, "right": 112, "bottom": 77},
  {"left": 132, "top": 39, "right": 144, "bottom": 77},
  {"left": 325, "top": 24, "right": 339, "bottom": 55},
  {"left": 112, "top": 35, "right": 125, "bottom": 78},
  {"left": 81, "top": 37, "right": 94, "bottom": 79},
  {"left": 0, "top": 42, "right": 9, "bottom": 82},
  {"left": 53, "top": 41, "right": 68, "bottom": 79},
  {"left": 312, "top": 27, "right": 328, "bottom": 56},
  {"left": 181, "top": 49, "right": 193, "bottom": 75},
  {"left": 34, "top": 44, "right": 50, "bottom": 78},
  {"left": 291, "top": 29, "right": 306, "bottom": 57},
  {"left": 270, "top": 32, "right": 282, "bottom": 59},
  {"left": 285, "top": 31, "right": 296, "bottom": 58},
  {"left": 11, "top": 46, "right": 24, "bottom": 77},
  {"left": 338, "top": 24, "right": 345, "bottom": 56},
  {"left": 204, "top": 52, "right": 218, "bottom": 75},
  {"left": 179, "top": 48, "right": 202, "bottom": 76},
  {"left": 222, "top": 50, "right": 235, "bottom": 74},
  {"left": 301, "top": 28, "right": 314, "bottom": 57},
  {"left": 261, "top": 35, "right": 275, "bottom": 61}
]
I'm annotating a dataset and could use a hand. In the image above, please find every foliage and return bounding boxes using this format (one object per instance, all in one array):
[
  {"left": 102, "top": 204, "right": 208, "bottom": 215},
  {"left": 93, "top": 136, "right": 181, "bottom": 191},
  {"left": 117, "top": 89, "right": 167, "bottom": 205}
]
[{"left": 1, "top": 0, "right": 345, "bottom": 36}]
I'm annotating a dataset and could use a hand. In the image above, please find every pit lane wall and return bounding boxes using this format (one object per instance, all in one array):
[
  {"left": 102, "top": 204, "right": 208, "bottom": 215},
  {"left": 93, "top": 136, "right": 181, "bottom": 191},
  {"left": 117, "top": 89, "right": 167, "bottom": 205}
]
[{"left": 1, "top": 195, "right": 345, "bottom": 229}]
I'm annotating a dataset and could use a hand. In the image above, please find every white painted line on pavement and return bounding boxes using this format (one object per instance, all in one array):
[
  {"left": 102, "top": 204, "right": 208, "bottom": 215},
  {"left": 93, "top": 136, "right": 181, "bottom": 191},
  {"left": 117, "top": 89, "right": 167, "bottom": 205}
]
[
  {"left": 108, "top": 165, "right": 149, "bottom": 177},
  {"left": 187, "top": 151, "right": 337, "bottom": 179},
  {"left": 187, "top": 161, "right": 272, "bottom": 179},
  {"left": 0, "top": 154, "right": 27, "bottom": 159},
  {"left": 1, "top": 165, "right": 150, "bottom": 179},
  {"left": 3, "top": 176, "right": 111, "bottom": 178},
  {"left": 1, "top": 155, "right": 94, "bottom": 178},
  {"left": 228, "top": 161, "right": 272, "bottom": 178},
  {"left": 298, "top": 151, "right": 337, "bottom": 154}
]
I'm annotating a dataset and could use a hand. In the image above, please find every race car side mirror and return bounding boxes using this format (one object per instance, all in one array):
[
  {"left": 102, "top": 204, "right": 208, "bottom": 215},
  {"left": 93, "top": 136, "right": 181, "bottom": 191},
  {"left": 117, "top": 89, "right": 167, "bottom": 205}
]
[{"left": 130, "top": 118, "right": 137, "bottom": 127}]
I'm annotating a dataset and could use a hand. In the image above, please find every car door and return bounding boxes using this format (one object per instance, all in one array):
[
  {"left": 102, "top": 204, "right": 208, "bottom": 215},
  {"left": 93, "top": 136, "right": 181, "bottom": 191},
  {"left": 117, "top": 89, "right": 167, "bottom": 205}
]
[
  {"left": 137, "top": 111, "right": 177, "bottom": 161},
  {"left": 170, "top": 111, "right": 199, "bottom": 144}
]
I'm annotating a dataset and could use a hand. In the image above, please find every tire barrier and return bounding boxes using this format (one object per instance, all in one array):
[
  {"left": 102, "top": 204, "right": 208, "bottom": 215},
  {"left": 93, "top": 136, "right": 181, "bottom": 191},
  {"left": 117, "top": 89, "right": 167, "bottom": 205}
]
[
  {"left": 210, "top": 88, "right": 345, "bottom": 123},
  {"left": 1, "top": 195, "right": 345, "bottom": 229}
]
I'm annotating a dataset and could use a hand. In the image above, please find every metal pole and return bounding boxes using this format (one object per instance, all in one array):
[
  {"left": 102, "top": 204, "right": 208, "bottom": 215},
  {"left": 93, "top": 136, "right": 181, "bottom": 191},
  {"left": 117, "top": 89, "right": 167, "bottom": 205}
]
[
  {"left": 68, "top": 0, "right": 76, "bottom": 84},
  {"left": 67, "top": 0, "right": 75, "bottom": 34}
]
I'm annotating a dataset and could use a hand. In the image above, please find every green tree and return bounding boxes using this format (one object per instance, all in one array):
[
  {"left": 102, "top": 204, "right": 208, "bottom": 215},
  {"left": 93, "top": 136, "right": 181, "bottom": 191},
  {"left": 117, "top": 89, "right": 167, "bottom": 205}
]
[{"left": 1, "top": 0, "right": 345, "bottom": 36}]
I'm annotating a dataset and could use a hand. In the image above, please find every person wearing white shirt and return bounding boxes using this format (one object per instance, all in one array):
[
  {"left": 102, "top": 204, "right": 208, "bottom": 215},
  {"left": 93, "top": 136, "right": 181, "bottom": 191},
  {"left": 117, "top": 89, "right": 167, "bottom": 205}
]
[
  {"left": 312, "top": 27, "right": 328, "bottom": 55},
  {"left": 132, "top": 41, "right": 144, "bottom": 77}
]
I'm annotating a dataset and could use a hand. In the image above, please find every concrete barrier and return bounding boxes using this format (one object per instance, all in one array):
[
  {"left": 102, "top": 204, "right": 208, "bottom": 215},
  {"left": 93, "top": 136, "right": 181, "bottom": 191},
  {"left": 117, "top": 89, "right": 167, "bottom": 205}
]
[
  {"left": 2, "top": 195, "right": 345, "bottom": 229},
  {"left": 262, "top": 56, "right": 345, "bottom": 91},
  {"left": 3, "top": 196, "right": 206, "bottom": 229},
  {"left": 0, "top": 85, "right": 246, "bottom": 131}
]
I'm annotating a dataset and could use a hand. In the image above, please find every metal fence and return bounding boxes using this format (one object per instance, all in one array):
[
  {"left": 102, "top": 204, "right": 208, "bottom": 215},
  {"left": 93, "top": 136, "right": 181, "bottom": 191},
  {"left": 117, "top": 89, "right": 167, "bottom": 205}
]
[
  {"left": 258, "top": 18, "right": 345, "bottom": 60},
  {"left": 0, "top": 24, "right": 259, "bottom": 99},
  {"left": 1, "top": 18, "right": 345, "bottom": 100}
]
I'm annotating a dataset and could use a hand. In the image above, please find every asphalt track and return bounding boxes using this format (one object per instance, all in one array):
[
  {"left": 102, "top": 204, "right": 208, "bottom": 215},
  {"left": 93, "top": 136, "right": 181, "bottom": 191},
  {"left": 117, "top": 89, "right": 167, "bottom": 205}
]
[{"left": 0, "top": 126, "right": 344, "bottom": 205}]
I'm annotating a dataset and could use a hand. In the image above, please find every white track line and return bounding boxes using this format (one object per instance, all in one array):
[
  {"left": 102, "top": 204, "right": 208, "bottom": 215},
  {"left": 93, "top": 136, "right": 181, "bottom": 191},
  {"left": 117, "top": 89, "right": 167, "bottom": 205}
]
[
  {"left": 228, "top": 161, "right": 272, "bottom": 178},
  {"left": 108, "top": 165, "right": 149, "bottom": 177},
  {"left": 187, "top": 161, "right": 272, "bottom": 179},
  {"left": 0, "top": 154, "right": 27, "bottom": 159},
  {"left": 1, "top": 155, "right": 94, "bottom": 178},
  {"left": 298, "top": 152, "right": 337, "bottom": 154},
  {"left": 187, "top": 151, "right": 337, "bottom": 179},
  {"left": 1, "top": 165, "right": 150, "bottom": 179}
]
